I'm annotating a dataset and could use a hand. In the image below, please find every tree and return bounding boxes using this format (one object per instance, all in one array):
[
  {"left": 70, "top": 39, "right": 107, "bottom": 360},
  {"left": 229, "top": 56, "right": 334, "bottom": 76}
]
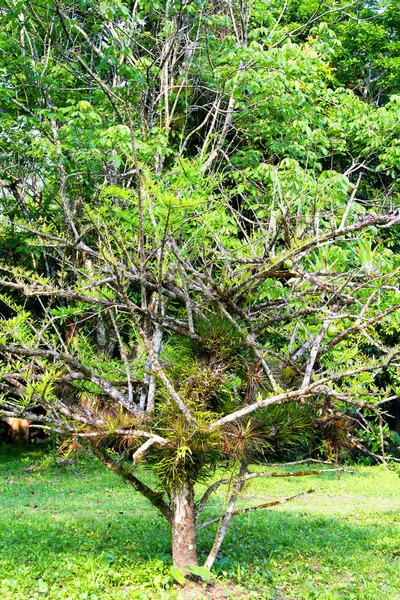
[{"left": 1, "top": 0, "right": 400, "bottom": 574}]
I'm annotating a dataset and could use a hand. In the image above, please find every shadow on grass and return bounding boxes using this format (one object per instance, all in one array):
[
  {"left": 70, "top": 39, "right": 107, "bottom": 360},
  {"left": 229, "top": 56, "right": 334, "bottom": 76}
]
[
  {"left": 0, "top": 501, "right": 395, "bottom": 569},
  {"left": 0, "top": 443, "right": 171, "bottom": 568},
  {"left": 201, "top": 508, "right": 400, "bottom": 567},
  {"left": 0, "top": 444, "right": 398, "bottom": 576}
]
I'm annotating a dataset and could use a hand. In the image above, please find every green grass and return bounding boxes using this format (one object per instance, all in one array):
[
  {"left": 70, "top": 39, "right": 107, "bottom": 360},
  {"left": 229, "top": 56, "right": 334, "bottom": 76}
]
[{"left": 0, "top": 444, "right": 399, "bottom": 599}]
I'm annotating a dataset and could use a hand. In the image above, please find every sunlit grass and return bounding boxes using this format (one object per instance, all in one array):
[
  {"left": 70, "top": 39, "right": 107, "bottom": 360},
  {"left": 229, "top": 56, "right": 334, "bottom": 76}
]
[{"left": 0, "top": 444, "right": 399, "bottom": 599}]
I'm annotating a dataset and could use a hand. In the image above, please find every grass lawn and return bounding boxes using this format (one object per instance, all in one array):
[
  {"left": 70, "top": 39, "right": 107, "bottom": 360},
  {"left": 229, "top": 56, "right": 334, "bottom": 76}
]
[{"left": 0, "top": 444, "right": 399, "bottom": 599}]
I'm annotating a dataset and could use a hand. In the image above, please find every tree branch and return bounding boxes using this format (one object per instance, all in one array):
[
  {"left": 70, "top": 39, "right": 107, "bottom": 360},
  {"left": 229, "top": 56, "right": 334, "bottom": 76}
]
[
  {"left": 0, "top": 343, "right": 144, "bottom": 416},
  {"left": 204, "top": 460, "right": 248, "bottom": 569},
  {"left": 198, "top": 489, "right": 318, "bottom": 530},
  {"left": 83, "top": 441, "right": 172, "bottom": 522}
]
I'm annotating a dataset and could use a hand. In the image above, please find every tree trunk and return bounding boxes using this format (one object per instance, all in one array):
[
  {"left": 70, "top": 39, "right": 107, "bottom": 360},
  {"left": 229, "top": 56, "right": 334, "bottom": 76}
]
[{"left": 171, "top": 481, "right": 198, "bottom": 570}]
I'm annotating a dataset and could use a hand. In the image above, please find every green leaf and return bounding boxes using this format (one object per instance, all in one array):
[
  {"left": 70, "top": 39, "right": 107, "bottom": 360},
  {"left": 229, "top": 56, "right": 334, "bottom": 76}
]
[
  {"left": 169, "top": 566, "right": 185, "bottom": 585},
  {"left": 187, "top": 564, "right": 213, "bottom": 582}
]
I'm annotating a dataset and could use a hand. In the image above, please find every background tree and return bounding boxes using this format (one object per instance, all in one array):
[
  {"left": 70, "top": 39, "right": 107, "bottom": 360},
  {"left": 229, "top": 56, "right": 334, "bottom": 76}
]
[{"left": 0, "top": 0, "right": 400, "bottom": 573}]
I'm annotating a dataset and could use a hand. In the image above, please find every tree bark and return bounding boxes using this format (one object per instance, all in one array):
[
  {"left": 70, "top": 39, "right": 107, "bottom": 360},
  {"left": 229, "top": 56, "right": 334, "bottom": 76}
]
[{"left": 171, "top": 481, "right": 198, "bottom": 570}]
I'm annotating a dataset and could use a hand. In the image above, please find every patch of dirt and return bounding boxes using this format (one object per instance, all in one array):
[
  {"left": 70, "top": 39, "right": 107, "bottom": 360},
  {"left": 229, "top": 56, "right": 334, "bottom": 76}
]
[{"left": 176, "top": 581, "right": 246, "bottom": 599}]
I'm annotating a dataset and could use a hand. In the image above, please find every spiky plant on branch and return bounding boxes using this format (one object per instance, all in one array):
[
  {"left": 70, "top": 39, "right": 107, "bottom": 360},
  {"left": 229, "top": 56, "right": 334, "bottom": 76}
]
[{"left": 1, "top": 0, "right": 400, "bottom": 574}]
